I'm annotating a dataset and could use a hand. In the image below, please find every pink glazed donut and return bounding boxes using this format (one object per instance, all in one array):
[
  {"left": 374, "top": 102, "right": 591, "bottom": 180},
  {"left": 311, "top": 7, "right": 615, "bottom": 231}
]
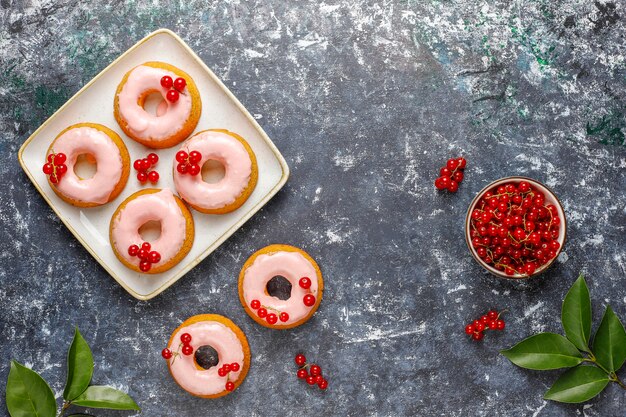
[
  {"left": 238, "top": 245, "right": 324, "bottom": 329},
  {"left": 172, "top": 129, "right": 258, "bottom": 214},
  {"left": 164, "top": 314, "right": 250, "bottom": 398},
  {"left": 114, "top": 61, "right": 202, "bottom": 148},
  {"left": 109, "top": 188, "right": 194, "bottom": 274}
]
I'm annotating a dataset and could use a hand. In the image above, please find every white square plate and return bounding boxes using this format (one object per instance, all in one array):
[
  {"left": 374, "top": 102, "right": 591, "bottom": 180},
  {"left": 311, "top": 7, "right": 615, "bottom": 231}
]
[{"left": 18, "top": 29, "right": 289, "bottom": 300}]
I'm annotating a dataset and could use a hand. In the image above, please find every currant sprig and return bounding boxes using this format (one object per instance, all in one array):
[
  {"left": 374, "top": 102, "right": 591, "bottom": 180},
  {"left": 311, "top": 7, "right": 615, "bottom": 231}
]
[
  {"left": 128, "top": 241, "right": 161, "bottom": 272},
  {"left": 435, "top": 157, "right": 467, "bottom": 192},
  {"left": 160, "top": 76, "right": 187, "bottom": 103},
  {"left": 464, "top": 310, "right": 507, "bottom": 341},
  {"left": 42, "top": 152, "right": 68, "bottom": 184},
  {"left": 295, "top": 354, "right": 328, "bottom": 390},
  {"left": 217, "top": 362, "right": 241, "bottom": 391},
  {"left": 133, "top": 153, "right": 159, "bottom": 184},
  {"left": 249, "top": 299, "right": 289, "bottom": 324},
  {"left": 161, "top": 333, "right": 194, "bottom": 365},
  {"left": 175, "top": 150, "right": 202, "bottom": 176}
]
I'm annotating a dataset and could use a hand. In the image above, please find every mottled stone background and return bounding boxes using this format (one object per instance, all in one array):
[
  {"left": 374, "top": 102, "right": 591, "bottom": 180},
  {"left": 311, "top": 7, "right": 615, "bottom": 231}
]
[{"left": 1, "top": 1, "right": 625, "bottom": 416}]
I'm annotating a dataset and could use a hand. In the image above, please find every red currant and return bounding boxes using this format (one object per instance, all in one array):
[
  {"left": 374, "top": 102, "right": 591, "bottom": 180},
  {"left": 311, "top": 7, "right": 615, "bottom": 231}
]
[
  {"left": 230, "top": 362, "right": 240, "bottom": 372},
  {"left": 149, "top": 251, "right": 161, "bottom": 264},
  {"left": 218, "top": 368, "right": 227, "bottom": 377},
  {"left": 435, "top": 177, "right": 446, "bottom": 190},
  {"left": 257, "top": 308, "right": 267, "bottom": 318},
  {"left": 180, "top": 333, "right": 192, "bottom": 344},
  {"left": 161, "top": 348, "right": 172, "bottom": 359},
  {"left": 188, "top": 164, "right": 200, "bottom": 176},
  {"left": 447, "top": 158, "right": 459, "bottom": 170},
  {"left": 453, "top": 171, "right": 464, "bottom": 183},
  {"left": 440, "top": 167, "right": 451, "bottom": 177},
  {"left": 43, "top": 163, "right": 54, "bottom": 174},
  {"left": 54, "top": 153, "right": 67, "bottom": 165},
  {"left": 297, "top": 369, "right": 308, "bottom": 379},
  {"left": 306, "top": 375, "right": 316, "bottom": 385},
  {"left": 496, "top": 320, "right": 506, "bottom": 330},
  {"left": 318, "top": 379, "right": 328, "bottom": 390},
  {"left": 295, "top": 354, "right": 306, "bottom": 366},
  {"left": 487, "top": 310, "right": 498, "bottom": 320},
  {"left": 472, "top": 332, "right": 484, "bottom": 341},
  {"left": 140, "top": 158, "right": 151, "bottom": 171},
  {"left": 266, "top": 313, "right": 278, "bottom": 325},
  {"left": 133, "top": 160, "right": 143, "bottom": 171},
  {"left": 475, "top": 322, "right": 485, "bottom": 332},
  {"left": 447, "top": 180, "right": 459, "bottom": 193},
  {"left": 141, "top": 242, "right": 151, "bottom": 251},
  {"left": 310, "top": 365, "right": 321, "bottom": 376},
  {"left": 188, "top": 150, "right": 202, "bottom": 163},
  {"left": 488, "top": 320, "right": 497, "bottom": 329},
  {"left": 138, "top": 248, "right": 149, "bottom": 260},
  {"left": 128, "top": 244, "right": 139, "bottom": 257},
  {"left": 279, "top": 312, "right": 289, "bottom": 322},
  {"left": 174, "top": 77, "right": 187, "bottom": 91},
  {"left": 225, "top": 381, "right": 235, "bottom": 391},
  {"left": 250, "top": 299, "right": 261, "bottom": 309},
  {"left": 147, "top": 153, "right": 159, "bottom": 165},
  {"left": 223, "top": 364, "right": 231, "bottom": 373},
  {"left": 457, "top": 157, "right": 467, "bottom": 169},
  {"left": 182, "top": 344, "right": 193, "bottom": 356},
  {"left": 47, "top": 154, "right": 55, "bottom": 163},
  {"left": 176, "top": 151, "right": 189, "bottom": 163},
  {"left": 148, "top": 171, "right": 159, "bottom": 183},
  {"left": 49, "top": 174, "right": 58, "bottom": 183},
  {"left": 299, "top": 277, "right": 312, "bottom": 289},
  {"left": 139, "top": 260, "right": 151, "bottom": 272},
  {"left": 303, "top": 294, "right": 316, "bottom": 307},
  {"left": 166, "top": 89, "right": 179, "bottom": 103},
  {"left": 465, "top": 324, "right": 474, "bottom": 335},
  {"left": 160, "top": 75, "right": 173, "bottom": 89},
  {"left": 176, "top": 163, "right": 188, "bottom": 174},
  {"left": 137, "top": 172, "right": 148, "bottom": 183}
]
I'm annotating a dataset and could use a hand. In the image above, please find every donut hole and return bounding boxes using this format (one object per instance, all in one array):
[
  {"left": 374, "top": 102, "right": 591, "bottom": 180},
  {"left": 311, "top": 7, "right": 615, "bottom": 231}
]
[
  {"left": 73, "top": 154, "right": 97, "bottom": 180},
  {"left": 138, "top": 220, "right": 162, "bottom": 243},
  {"left": 266, "top": 275, "right": 292, "bottom": 301},
  {"left": 194, "top": 345, "right": 219, "bottom": 370},
  {"left": 201, "top": 159, "right": 226, "bottom": 184},
  {"left": 141, "top": 91, "right": 168, "bottom": 117}
]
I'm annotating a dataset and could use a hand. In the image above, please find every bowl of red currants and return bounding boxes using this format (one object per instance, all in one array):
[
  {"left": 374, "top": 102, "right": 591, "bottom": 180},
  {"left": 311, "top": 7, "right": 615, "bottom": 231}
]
[{"left": 465, "top": 177, "right": 566, "bottom": 279}]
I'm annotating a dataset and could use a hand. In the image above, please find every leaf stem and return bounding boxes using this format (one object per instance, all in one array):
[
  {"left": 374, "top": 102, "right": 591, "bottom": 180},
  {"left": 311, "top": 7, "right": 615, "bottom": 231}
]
[
  {"left": 57, "top": 401, "right": 70, "bottom": 417},
  {"left": 584, "top": 355, "right": 626, "bottom": 390}
]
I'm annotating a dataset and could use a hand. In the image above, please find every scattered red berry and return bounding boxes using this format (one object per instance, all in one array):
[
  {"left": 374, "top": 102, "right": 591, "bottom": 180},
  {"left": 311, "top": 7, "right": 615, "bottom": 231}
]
[
  {"left": 303, "top": 294, "right": 316, "bottom": 307},
  {"left": 435, "top": 157, "right": 467, "bottom": 193},
  {"left": 299, "top": 277, "right": 312, "bottom": 289},
  {"left": 295, "top": 354, "right": 306, "bottom": 366},
  {"left": 161, "top": 348, "right": 172, "bottom": 359},
  {"left": 160, "top": 76, "right": 173, "bottom": 89},
  {"left": 181, "top": 344, "right": 193, "bottom": 356},
  {"left": 470, "top": 181, "right": 562, "bottom": 276}
]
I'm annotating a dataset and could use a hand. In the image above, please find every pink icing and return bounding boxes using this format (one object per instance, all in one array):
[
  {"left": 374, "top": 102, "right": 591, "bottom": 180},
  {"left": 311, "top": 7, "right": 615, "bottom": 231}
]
[
  {"left": 116, "top": 65, "right": 193, "bottom": 143},
  {"left": 168, "top": 320, "right": 245, "bottom": 396},
  {"left": 51, "top": 126, "right": 123, "bottom": 205},
  {"left": 111, "top": 189, "right": 187, "bottom": 269},
  {"left": 242, "top": 251, "right": 319, "bottom": 326},
  {"left": 173, "top": 131, "right": 253, "bottom": 210}
]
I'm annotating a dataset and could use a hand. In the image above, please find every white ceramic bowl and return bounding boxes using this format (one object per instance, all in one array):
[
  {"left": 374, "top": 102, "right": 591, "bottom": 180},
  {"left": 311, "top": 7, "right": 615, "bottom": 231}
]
[{"left": 464, "top": 177, "right": 567, "bottom": 279}]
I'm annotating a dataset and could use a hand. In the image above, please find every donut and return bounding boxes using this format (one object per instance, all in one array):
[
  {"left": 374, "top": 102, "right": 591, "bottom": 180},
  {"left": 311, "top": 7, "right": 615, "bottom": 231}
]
[
  {"left": 172, "top": 129, "right": 258, "bottom": 214},
  {"left": 239, "top": 244, "right": 323, "bottom": 329},
  {"left": 114, "top": 61, "right": 202, "bottom": 148},
  {"left": 42, "top": 123, "right": 130, "bottom": 207},
  {"left": 109, "top": 188, "right": 194, "bottom": 274},
  {"left": 164, "top": 314, "right": 250, "bottom": 398}
]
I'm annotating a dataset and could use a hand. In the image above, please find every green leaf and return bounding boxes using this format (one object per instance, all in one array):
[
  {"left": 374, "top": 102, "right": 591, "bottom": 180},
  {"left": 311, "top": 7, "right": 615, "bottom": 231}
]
[
  {"left": 501, "top": 333, "right": 584, "bottom": 370},
  {"left": 561, "top": 274, "right": 592, "bottom": 352},
  {"left": 72, "top": 386, "right": 140, "bottom": 410},
  {"left": 592, "top": 305, "right": 626, "bottom": 372},
  {"left": 63, "top": 328, "right": 94, "bottom": 401},
  {"left": 5, "top": 361, "right": 57, "bottom": 417},
  {"left": 544, "top": 365, "right": 609, "bottom": 403}
]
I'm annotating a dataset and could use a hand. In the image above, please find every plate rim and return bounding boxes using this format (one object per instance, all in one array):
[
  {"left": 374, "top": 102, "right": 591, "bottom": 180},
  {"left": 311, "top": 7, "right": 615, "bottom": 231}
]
[{"left": 17, "top": 28, "right": 290, "bottom": 300}]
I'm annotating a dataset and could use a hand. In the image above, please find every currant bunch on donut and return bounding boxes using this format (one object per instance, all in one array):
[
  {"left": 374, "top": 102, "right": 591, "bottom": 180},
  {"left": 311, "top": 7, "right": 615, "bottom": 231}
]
[
  {"left": 133, "top": 153, "right": 159, "bottom": 184},
  {"left": 217, "top": 362, "right": 241, "bottom": 391},
  {"left": 470, "top": 181, "right": 562, "bottom": 276},
  {"left": 127, "top": 241, "right": 161, "bottom": 272},
  {"left": 161, "top": 332, "right": 194, "bottom": 365},
  {"left": 160, "top": 76, "right": 187, "bottom": 103},
  {"left": 299, "top": 277, "right": 316, "bottom": 308},
  {"left": 176, "top": 150, "right": 202, "bottom": 176},
  {"left": 295, "top": 354, "right": 328, "bottom": 390},
  {"left": 435, "top": 157, "right": 467, "bottom": 192},
  {"left": 249, "top": 299, "right": 289, "bottom": 324},
  {"left": 42, "top": 152, "right": 68, "bottom": 184},
  {"left": 465, "top": 310, "right": 506, "bottom": 341}
]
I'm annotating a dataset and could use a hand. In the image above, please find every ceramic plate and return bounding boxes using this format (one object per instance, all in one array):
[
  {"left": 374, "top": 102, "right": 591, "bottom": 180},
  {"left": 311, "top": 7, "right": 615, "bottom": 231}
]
[{"left": 18, "top": 29, "right": 289, "bottom": 300}]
